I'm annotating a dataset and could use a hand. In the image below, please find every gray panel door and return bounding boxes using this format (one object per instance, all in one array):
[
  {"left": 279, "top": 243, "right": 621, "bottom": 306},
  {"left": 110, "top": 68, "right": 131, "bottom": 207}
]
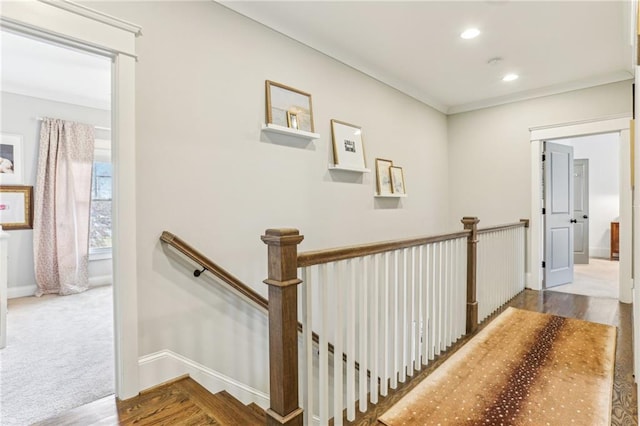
[
  {"left": 573, "top": 159, "right": 589, "bottom": 264},
  {"left": 544, "top": 142, "right": 574, "bottom": 288}
]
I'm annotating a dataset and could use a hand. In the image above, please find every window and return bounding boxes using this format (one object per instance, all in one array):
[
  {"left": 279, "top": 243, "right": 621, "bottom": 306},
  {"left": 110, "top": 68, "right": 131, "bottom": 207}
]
[{"left": 90, "top": 139, "right": 111, "bottom": 254}]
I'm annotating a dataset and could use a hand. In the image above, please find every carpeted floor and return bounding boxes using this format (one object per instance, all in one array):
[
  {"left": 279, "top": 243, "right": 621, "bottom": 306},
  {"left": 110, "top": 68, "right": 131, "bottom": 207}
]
[
  {"left": 547, "top": 257, "right": 619, "bottom": 299},
  {"left": 0, "top": 285, "right": 114, "bottom": 426}
]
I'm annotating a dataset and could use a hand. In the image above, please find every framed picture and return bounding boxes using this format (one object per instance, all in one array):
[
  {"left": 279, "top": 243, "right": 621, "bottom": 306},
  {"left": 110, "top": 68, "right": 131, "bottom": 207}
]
[
  {"left": 266, "top": 80, "right": 315, "bottom": 132},
  {"left": 390, "top": 166, "right": 406, "bottom": 194},
  {"left": 0, "top": 133, "right": 24, "bottom": 185},
  {"left": 0, "top": 185, "right": 33, "bottom": 230},
  {"left": 375, "top": 158, "right": 393, "bottom": 195},
  {"left": 287, "top": 111, "right": 299, "bottom": 130},
  {"left": 331, "top": 119, "right": 366, "bottom": 169}
]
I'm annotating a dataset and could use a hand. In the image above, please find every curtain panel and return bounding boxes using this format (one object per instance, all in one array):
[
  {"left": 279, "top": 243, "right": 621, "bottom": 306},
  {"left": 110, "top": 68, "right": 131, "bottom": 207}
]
[{"left": 34, "top": 118, "right": 95, "bottom": 296}]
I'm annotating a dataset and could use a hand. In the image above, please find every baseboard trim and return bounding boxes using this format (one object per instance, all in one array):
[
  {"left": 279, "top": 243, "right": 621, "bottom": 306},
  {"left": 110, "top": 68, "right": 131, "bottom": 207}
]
[
  {"left": 8, "top": 276, "right": 113, "bottom": 299},
  {"left": 589, "top": 247, "right": 610, "bottom": 259},
  {"left": 7, "top": 285, "right": 37, "bottom": 299},
  {"left": 138, "top": 350, "right": 270, "bottom": 408}
]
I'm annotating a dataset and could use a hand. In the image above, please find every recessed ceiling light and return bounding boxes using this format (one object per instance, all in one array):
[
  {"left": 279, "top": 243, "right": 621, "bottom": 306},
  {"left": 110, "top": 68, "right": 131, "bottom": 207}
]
[
  {"left": 460, "top": 28, "right": 480, "bottom": 39},
  {"left": 502, "top": 73, "right": 519, "bottom": 82}
]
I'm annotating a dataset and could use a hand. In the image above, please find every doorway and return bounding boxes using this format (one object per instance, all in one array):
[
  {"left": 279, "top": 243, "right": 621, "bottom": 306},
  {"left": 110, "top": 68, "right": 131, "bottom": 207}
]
[
  {"left": 529, "top": 117, "right": 632, "bottom": 303},
  {"left": 1, "top": 0, "right": 141, "bottom": 409},
  {"left": 541, "top": 133, "right": 620, "bottom": 298},
  {"left": 0, "top": 30, "right": 115, "bottom": 424}
]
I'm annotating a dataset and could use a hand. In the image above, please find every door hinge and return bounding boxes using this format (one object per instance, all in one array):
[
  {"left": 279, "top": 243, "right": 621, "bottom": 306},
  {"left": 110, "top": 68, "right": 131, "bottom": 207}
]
[
  {"left": 542, "top": 261, "right": 546, "bottom": 268},
  {"left": 542, "top": 153, "right": 546, "bottom": 162},
  {"left": 542, "top": 208, "right": 546, "bottom": 214}
]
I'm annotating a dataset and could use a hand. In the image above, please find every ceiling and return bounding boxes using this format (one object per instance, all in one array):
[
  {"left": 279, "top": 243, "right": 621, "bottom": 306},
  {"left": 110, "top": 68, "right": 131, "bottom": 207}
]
[
  {"left": 0, "top": 2, "right": 634, "bottom": 115},
  {"left": 1, "top": 30, "right": 111, "bottom": 110},
  {"left": 220, "top": 0, "right": 635, "bottom": 114}
]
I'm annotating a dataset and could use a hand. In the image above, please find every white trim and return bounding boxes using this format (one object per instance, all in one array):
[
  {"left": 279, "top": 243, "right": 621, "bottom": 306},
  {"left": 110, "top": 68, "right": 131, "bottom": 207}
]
[
  {"left": 530, "top": 116, "right": 632, "bottom": 301},
  {"left": 138, "top": 350, "right": 270, "bottom": 408},
  {"left": 39, "top": 0, "right": 142, "bottom": 36},
  {"left": 1, "top": 2, "right": 141, "bottom": 399},
  {"left": 7, "top": 278, "right": 112, "bottom": 299}
]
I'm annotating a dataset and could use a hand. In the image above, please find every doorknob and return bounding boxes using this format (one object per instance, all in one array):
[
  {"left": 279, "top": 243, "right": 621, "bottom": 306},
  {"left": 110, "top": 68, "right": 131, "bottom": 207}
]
[
  {"left": 570, "top": 219, "right": 577, "bottom": 223},
  {"left": 583, "top": 215, "right": 588, "bottom": 219}
]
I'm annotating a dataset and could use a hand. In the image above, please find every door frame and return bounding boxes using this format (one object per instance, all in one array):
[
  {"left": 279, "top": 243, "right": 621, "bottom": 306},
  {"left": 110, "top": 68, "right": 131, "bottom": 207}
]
[
  {"left": 529, "top": 115, "right": 632, "bottom": 303},
  {"left": 573, "top": 158, "right": 589, "bottom": 265},
  {"left": 0, "top": 2, "right": 141, "bottom": 399}
]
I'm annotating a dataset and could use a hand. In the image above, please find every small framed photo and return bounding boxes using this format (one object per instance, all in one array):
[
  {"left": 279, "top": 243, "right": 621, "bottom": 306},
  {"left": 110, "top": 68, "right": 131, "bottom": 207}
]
[
  {"left": 375, "top": 158, "right": 393, "bottom": 195},
  {"left": 331, "top": 119, "right": 366, "bottom": 169},
  {"left": 390, "top": 166, "right": 406, "bottom": 195},
  {"left": 0, "top": 185, "right": 34, "bottom": 230},
  {"left": 287, "top": 111, "right": 299, "bottom": 130},
  {"left": 0, "top": 133, "right": 24, "bottom": 185},
  {"left": 266, "top": 80, "right": 315, "bottom": 132}
]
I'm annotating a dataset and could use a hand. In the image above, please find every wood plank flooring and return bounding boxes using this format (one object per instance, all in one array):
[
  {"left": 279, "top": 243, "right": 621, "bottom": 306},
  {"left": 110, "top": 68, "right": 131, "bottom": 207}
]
[
  {"left": 34, "top": 289, "right": 637, "bottom": 425},
  {"left": 347, "top": 289, "right": 638, "bottom": 425},
  {"left": 33, "top": 376, "right": 265, "bottom": 426}
]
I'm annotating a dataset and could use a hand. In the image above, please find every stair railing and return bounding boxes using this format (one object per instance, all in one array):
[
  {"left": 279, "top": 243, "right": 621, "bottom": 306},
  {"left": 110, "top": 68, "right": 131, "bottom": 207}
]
[{"left": 262, "top": 217, "right": 528, "bottom": 425}]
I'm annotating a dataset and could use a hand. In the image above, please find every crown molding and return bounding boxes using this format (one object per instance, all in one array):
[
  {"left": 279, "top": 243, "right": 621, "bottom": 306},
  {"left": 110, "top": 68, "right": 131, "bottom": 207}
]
[{"left": 447, "top": 71, "right": 634, "bottom": 115}]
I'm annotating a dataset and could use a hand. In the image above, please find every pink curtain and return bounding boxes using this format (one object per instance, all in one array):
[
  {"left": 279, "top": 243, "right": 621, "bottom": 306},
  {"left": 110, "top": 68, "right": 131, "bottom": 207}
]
[{"left": 33, "top": 118, "right": 95, "bottom": 296}]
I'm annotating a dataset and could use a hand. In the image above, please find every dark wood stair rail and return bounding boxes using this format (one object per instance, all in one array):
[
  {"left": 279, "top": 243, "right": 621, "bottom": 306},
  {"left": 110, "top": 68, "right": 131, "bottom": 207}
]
[{"left": 160, "top": 231, "right": 268, "bottom": 310}]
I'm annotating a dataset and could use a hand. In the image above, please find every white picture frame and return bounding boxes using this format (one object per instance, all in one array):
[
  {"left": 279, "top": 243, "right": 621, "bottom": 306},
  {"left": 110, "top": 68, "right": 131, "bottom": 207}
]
[
  {"left": 0, "top": 133, "right": 24, "bottom": 185},
  {"left": 331, "top": 119, "right": 366, "bottom": 169}
]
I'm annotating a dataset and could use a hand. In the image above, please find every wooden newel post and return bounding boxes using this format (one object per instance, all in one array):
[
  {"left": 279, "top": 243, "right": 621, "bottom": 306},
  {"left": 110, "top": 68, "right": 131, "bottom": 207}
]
[
  {"left": 461, "top": 217, "right": 480, "bottom": 334},
  {"left": 261, "top": 229, "right": 304, "bottom": 426}
]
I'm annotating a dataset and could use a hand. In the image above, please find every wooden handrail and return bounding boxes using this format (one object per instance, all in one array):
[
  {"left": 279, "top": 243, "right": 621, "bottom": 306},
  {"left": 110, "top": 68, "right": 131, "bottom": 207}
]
[
  {"left": 160, "top": 231, "right": 268, "bottom": 310},
  {"left": 297, "top": 230, "right": 471, "bottom": 267},
  {"left": 477, "top": 221, "right": 527, "bottom": 234}
]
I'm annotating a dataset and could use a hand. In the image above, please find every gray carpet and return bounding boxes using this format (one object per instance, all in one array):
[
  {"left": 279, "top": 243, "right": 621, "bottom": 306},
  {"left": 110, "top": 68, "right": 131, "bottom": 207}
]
[{"left": 0, "top": 285, "right": 114, "bottom": 425}]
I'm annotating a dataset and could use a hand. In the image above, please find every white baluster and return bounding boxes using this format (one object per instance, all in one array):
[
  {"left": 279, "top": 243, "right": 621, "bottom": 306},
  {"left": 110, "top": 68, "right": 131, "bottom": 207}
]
[
  {"left": 370, "top": 254, "right": 379, "bottom": 404},
  {"left": 319, "top": 263, "right": 329, "bottom": 425},
  {"left": 346, "top": 259, "right": 356, "bottom": 421},
  {"left": 301, "top": 267, "right": 313, "bottom": 424},
  {"left": 334, "top": 261, "right": 344, "bottom": 426},
  {"left": 381, "top": 252, "right": 390, "bottom": 396},
  {"left": 359, "top": 256, "right": 369, "bottom": 413}
]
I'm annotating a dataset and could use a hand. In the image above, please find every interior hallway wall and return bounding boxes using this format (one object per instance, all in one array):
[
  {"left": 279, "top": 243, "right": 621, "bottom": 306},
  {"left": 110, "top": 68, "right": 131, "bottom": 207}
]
[
  {"left": 447, "top": 81, "right": 631, "bottom": 229},
  {"left": 88, "top": 1, "right": 451, "bottom": 394}
]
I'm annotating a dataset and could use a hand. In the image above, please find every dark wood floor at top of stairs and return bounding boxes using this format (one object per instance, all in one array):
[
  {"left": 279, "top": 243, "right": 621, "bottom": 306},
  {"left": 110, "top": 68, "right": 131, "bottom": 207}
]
[
  {"left": 346, "top": 289, "right": 638, "bottom": 425},
  {"left": 33, "top": 376, "right": 265, "bottom": 426},
  {"left": 34, "top": 290, "right": 637, "bottom": 426}
]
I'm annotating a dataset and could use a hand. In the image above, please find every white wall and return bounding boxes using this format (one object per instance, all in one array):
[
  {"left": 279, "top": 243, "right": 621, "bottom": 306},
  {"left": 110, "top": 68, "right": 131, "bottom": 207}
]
[
  {"left": 558, "top": 133, "right": 620, "bottom": 258},
  {"left": 0, "top": 92, "right": 112, "bottom": 297},
  {"left": 88, "top": 1, "right": 451, "bottom": 394},
  {"left": 448, "top": 81, "right": 632, "bottom": 229}
]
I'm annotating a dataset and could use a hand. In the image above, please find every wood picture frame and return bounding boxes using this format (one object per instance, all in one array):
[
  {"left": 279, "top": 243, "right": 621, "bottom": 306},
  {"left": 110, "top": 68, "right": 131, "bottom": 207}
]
[
  {"left": 390, "top": 166, "right": 406, "bottom": 194},
  {"left": 266, "top": 80, "right": 315, "bottom": 132},
  {"left": 331, "top": 119, "right": 366, "bottom": 169},
  {"left": 0, "top": 185, "right": 33, "bottom": 230},
  {"left": 0, "top": 133, "right": 24, "bottom": 185},
  {"left": 375, "top": 158, "right": 393, "bottom": 195}
]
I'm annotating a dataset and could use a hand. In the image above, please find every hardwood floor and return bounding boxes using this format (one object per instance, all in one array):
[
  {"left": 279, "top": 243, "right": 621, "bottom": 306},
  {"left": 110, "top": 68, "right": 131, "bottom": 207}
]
[
  {"left": 33, "top": 376, "right": 265, "bottom": 426},
  {"left": 35, "top": 290, "right": 637, "bottom": 425},
  {"left": 348, "top": 289, "right": 638, "bottom": 425}
]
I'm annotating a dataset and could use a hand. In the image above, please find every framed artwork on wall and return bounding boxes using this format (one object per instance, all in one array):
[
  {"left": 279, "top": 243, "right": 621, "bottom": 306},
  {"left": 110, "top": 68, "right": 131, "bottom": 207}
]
[
  {"left": 375, "top": 158, "right": 393, "bottom": 195},
  {"left": 266, "top": 80, "right": 315, "bottom": 132},
  {"left": 0, "top": 133, "right": 24, "bottom": 185},
  {"left": 0, "top": 185, "right": 33, "bottom": 230},
  {"left": 331, "top": 119, "right": 366, "bottom": 169},
  {"left": 390, "top": 166, "right": 406, "bottom": 194}
]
